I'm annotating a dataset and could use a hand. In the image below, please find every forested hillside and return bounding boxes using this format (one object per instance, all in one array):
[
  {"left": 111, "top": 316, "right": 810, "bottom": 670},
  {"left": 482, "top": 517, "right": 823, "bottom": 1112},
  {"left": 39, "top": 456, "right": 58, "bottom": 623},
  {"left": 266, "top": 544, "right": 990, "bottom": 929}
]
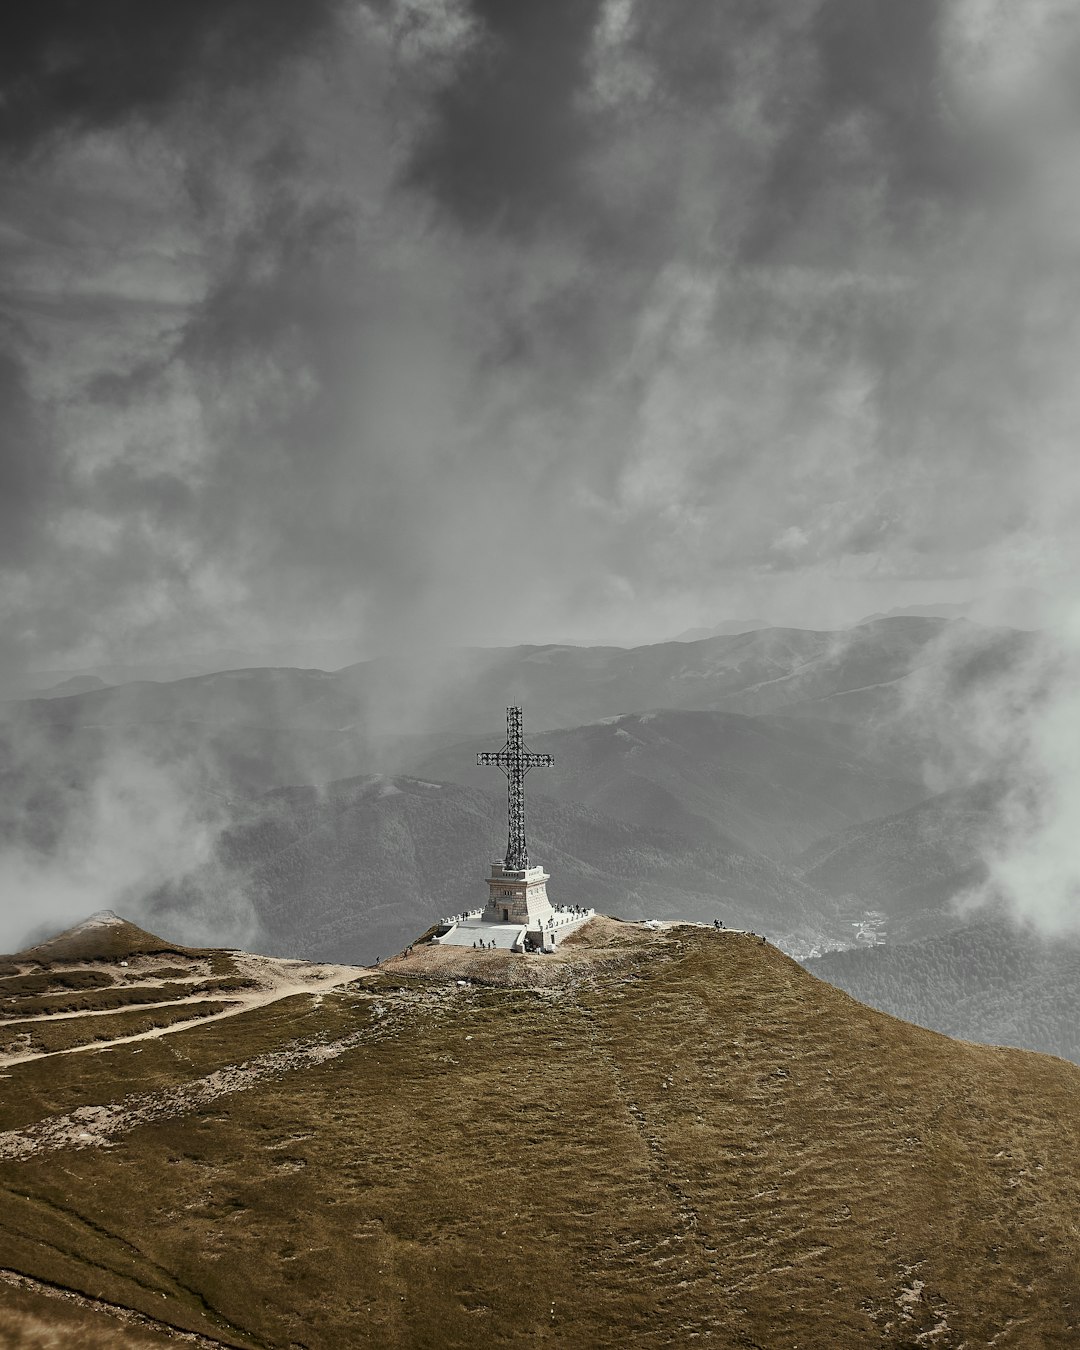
[
  {"left": 805, "top": 920, "right": 1080, "bottom": 1063},
  {"left": 794, "top": 781, "right": 1007, "bottom": 940}
]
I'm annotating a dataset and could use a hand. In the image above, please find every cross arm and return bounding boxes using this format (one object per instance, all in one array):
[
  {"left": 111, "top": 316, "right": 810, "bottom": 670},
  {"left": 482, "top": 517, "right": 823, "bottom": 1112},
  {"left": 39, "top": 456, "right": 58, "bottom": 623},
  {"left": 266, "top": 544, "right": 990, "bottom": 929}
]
[{"left": 476, "top": 751, "right": 554, "bottom": 767}]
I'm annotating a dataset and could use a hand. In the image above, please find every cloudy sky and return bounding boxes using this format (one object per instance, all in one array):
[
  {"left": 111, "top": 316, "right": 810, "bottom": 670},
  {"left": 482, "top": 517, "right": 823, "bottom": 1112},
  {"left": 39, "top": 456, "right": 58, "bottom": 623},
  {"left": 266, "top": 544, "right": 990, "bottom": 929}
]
[{"left": 3, "top": 0, "right": 1080, "bottom": 675}]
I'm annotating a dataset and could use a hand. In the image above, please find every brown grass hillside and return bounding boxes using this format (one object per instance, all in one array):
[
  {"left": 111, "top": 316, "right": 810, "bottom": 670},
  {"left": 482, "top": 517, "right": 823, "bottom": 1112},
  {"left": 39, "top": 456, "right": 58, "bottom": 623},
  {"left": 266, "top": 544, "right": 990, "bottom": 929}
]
[
  {"left": 0, "top": 917, "right": 1076, "bottom": 1348},
  {"left": 12, "top": 910, "right": 208, "bottom": 964}
]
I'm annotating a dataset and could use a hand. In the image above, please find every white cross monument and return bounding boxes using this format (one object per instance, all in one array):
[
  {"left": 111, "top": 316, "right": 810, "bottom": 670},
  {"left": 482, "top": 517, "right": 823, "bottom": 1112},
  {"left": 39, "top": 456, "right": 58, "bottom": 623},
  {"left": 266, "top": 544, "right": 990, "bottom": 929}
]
[{"left": 430, "top": 706, "right": 594, "bottom": 950}]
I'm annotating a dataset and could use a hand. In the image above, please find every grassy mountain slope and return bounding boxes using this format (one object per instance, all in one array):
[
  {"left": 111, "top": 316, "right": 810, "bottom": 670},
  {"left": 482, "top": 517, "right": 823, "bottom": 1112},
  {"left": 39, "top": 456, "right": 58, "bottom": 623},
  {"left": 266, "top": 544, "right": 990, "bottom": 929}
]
[
  {"left": 146, "top": 776, "right": 831, "bottom": 965},
  {"left": 805, "top": 919, "right": 1080, "bottom": 1063},
  {"left": 0, "top": 919, "right": 1077, "bottom": 1347},
  {"left": 413, "top": 708, "right": 925, "bottom": 858},
  {"left": 14, "top": 910, "right": 204, "bottom": 964},
  {"left": 0, "top": 918, "right": 359, "bottom": 1066}
]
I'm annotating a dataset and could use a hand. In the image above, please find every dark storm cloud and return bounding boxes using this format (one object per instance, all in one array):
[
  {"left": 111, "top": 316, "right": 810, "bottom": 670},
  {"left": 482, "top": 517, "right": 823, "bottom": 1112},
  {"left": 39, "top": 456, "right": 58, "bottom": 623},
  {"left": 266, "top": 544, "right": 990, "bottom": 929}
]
[
  {"left": 0, "top": 0, "right": 340, "bottom": 151},
  {"left": 621, "top": 0, "right": 977, "bottom": 266},
  {"left": 742, "top": 0, "right": 955, "bottom": 261},
  {"left": 170, "top": 190, "right": 367, "bottom": 575},
  {"left": 406, "top": 0, "right": 606, "bottom": 232},
  {"left": 0, "top": 0, "right": 355, "bottom": 668},
  {"left": 0, "top": 348, "right": 57, "bottom": 566},
  {"left": 5, "top": 0, "right": 1080, "bottom": 949},
  {"left": 406, "top": 0, "right": 973, "bottom": 259},
  {"left": 88, "top": 463, "right": 195, "bottom": 524},
  {"left": 3, "top": 0, "right": 1080, "bottom": 679}
]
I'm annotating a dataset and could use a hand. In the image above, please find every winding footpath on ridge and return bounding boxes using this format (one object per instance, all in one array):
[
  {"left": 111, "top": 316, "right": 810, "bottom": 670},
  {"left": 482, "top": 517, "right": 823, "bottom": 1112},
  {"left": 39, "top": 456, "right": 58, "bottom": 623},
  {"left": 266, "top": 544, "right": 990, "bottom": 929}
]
[
  {"left": 0, "top": 954, "right": 374, "bottom": 1160},
  {"left": 0, "top": 954, "right": 366, "bottom": 1069}
]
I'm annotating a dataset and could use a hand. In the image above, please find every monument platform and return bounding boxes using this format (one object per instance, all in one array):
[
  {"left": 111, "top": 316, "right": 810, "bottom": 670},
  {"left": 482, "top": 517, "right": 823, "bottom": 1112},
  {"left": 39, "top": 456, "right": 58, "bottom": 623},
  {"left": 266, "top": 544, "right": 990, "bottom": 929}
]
[{"left": 433, "top": 905, "right": 595, "bottom": 952}]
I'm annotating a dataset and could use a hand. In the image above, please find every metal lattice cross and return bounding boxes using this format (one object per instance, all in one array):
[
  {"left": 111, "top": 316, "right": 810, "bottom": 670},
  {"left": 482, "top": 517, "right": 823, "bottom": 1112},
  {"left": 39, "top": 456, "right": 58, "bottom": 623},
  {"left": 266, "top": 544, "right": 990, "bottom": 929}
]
[{"left": 477, "top": 706, "right": 554, "bottom": 871}]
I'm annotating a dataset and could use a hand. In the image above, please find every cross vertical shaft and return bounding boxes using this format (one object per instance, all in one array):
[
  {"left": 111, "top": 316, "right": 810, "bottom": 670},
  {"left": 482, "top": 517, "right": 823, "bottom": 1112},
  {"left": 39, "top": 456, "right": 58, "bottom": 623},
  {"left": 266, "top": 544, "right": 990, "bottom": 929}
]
[{"left": 477, "top": 706, "right": 554, "bottom": 870}]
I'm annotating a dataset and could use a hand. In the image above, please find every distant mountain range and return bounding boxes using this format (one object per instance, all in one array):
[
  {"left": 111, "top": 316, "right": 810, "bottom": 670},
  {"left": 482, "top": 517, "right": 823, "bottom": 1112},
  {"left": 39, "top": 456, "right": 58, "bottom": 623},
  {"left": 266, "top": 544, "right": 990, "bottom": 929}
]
[
  {"left": 856, "top": 602, "right": 973, "bottom": 624},
  {"left": 855, "top": 586, "right": 1057, "bottom": 631},
  {"left": 1, "top": 617, "right": 1036, "bottom": 785},
  {"left": 145, "top": 774, "right": 835, "bottom": 965},
  {"left": 667, "top": 618, "right": 770, "bottom": 641},
  {"left": 0, "top": 615, "right": 1047, "bottom": 967},
  {"left": 411, "top": 708, "right": 925, "bottom": 859},
  {"left": 35, "top": 674, "right": 109, "bottom": 699},
  {"left": 792, "top": 780, "right": 1007, "bottom": 941},
  {"left": 1, "top": 638, "right": 374, "bottom": 700}
]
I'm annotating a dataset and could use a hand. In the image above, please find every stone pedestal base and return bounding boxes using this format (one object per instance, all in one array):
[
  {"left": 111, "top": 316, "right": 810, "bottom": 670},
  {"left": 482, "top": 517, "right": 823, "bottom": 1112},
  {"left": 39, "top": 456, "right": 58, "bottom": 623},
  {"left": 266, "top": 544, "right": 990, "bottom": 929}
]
[{"left": 485, "top": 861, "right": 552, "bottom": 925}]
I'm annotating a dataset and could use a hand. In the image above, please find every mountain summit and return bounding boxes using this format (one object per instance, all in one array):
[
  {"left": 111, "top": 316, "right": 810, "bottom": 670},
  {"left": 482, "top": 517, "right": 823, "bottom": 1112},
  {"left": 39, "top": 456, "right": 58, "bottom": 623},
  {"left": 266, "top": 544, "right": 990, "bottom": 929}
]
[
  {"left": 0, "top": 918, "right": 1076, "bottom": 1347},
  {"left": 12, "top": 911, "right": 199, "bottom": 963}
]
